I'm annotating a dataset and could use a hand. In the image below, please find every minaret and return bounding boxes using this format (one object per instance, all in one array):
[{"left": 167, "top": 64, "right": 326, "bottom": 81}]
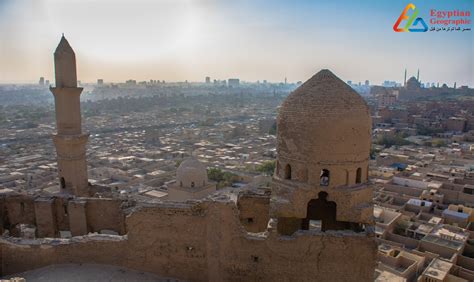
[
  {"left": 417, "top": 69, "right": 420, "bottom": 81},
  {"left": 50, "top": 35, "right": 90, "bottom": 197},
  {"left": 404, "top": 68, "right": 407, "bottom": 86}
]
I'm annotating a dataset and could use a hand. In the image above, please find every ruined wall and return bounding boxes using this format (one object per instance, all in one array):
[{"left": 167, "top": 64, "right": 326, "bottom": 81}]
[
  {"left": 0, "top": 194, "right": 126, "bottom": 238},
  {"left": 237, "top": 192, "right": 270, "bottom": 233},
  {"left": 54, "top": 196, "right": 70, "bottom": 232},
  {"left": 1, "top": 236, "right": 127, "bottom": 276},
  {"left": 124, "top": 203, "right": 210, "bottom": 280},
  {"left": 86, "top": 198, "right": 125, "bottom": 234},
  {"left": 2, "top": 195, "right": 36, "bottom": 236},
  {"left": 0, "top": 199, "right": 376, "bottom": 281}
]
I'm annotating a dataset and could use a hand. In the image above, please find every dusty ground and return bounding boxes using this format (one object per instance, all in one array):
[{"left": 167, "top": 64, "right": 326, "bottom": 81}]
[{"left": 3, "top": 263, "right": 182, "bottom": 282}]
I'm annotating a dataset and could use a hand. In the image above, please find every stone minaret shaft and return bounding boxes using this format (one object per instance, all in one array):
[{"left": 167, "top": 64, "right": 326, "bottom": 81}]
[{"left": 50, "top": 35, "right": 89, "bottom": 197}]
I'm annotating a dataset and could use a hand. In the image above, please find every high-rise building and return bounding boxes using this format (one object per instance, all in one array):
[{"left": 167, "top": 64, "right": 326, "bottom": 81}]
[
  {"left": 39, "top": 77, "right": 45, "bottom": 86},
  {"left": 50, "top": 35, "right": 89, "bottom": 197},
  {"left": 97, "top": 79, "right": 104, "bottom": 85},
  {"left": 205, "top": 76, "right": 210, "bottom": 84},
  {"left": 228, "top": 78, "right": 240, "bottom": 87}
]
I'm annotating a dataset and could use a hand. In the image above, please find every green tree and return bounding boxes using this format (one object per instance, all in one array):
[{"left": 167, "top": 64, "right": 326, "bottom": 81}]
[
  {"left": 207, "top": 168, "right": 239, "bottom": 189},
  {"left": 376, "top": 134, "right": 411, "bottom": 148},
  {"left": 256, "top": 160, "right": 276, "bottom": 176},
  {"left": 268, "top": 122, "right": 277, "bottom": 135},
  {"left": 432, "top": 139, "right": 447, "bottom": 147}
]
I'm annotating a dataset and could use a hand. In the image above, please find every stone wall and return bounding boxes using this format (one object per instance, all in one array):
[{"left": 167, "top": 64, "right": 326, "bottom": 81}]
[
  {"left": 3, "top": 195, "right": 36, "bottom": 227},
  {"left": 0, "top": 199, "right": 376, "bottom": 281},
  {"left": 0, "top": 193, "right": 126, "bottom": 238},
  {"left": 237, "top": 191, "right": 270, "bottom": 233},
  {"left": 85, "top": 198, "right": 125, "bottom": 234}
]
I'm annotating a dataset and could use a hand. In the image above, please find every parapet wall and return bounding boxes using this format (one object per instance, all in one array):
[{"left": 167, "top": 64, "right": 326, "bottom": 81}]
[
  {"left": 0, "top": 198, "right": 376, "bottom": 281},
  {"left": 0, "top": 193, "right": 125, "bottom": 237}
]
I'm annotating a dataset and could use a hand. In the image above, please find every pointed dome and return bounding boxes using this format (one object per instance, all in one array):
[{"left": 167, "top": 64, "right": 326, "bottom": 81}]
[
  {"left": 176, "top": 158, "right": 208, "bottom": 189},
  {"left": 277, "top": 69, "right": 371, "bottom": 164},
  {"left": 54, "top": 35, "right": 77, "bottom": 88},
  {"left": 281, "top": 69, "right": 367, "bottom": 113}
]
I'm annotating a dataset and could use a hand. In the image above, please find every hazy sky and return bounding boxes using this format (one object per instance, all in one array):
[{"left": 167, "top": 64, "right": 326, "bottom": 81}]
[{"left": 0, "top": 0, "right": 472, "bottom": 85}]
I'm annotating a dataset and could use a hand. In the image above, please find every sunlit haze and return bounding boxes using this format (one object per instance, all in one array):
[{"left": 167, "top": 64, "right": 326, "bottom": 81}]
[{"left": 0, "top": 0, "right": 472, "bottom": 85}]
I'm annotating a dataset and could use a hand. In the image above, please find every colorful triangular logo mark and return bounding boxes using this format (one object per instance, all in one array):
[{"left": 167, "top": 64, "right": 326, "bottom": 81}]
[{"left": 393, "top": 3, "right": 428, "bottom": 32}]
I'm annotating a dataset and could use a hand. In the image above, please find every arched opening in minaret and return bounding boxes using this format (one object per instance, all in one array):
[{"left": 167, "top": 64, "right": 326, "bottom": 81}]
[
  {"left": 60, "top": 177, "right": 66, "bottom": 189},
  {"left": 320, "top": 169, "right": 330, "bottom": 186},
  {"left": 191, "top": 181, "right": 195, "bottom": 188},
  {"left": 356, "top": 168, "right": 362, "bottom": 184},
  {"left": 284, "top": 164, "right": 292, "bottom": 180},
  {"left": 301, "top": 192, "right": 364, "bottom": 232},
  {"left": 301, "top": 192, "right": 336, "bottom": 231}
]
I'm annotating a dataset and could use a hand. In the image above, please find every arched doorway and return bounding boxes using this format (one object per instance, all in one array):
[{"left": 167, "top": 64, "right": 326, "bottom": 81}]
[
  {"left": 356, "top": 168, "right": 362, "bottom": 184},
  {"left": 301, "top": 191, "right": 337, "bottom": 231},
  {"left": 284, "top": 164, "right": 292, "bottom": 180}
]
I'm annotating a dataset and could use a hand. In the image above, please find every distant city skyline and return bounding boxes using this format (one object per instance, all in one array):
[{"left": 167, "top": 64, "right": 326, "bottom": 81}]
[{"left": 0, "top": 0, "right": 472, "bottom": 86}]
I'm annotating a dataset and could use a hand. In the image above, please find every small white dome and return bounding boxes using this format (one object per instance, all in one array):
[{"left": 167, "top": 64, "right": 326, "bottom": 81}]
[{"left": 176, "top": 158, "right": 208, "bottom": 189}]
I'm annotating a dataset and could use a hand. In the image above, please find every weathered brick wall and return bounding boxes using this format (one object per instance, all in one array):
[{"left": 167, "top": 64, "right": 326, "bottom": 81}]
[
  {"left": 0, "top": 194, "right": 126, "bottom": 237},
  {"left": 237, "top": 193, "right": 270, "bottom": 233},
  {"left": 86, "top": 198, "right": 125, "bottom": 234},
  {"left": 0, "top": 200, "right": 376, "bottom": 281},
  {"left": 0, "top": 236, "right": 127, "bottom": 276},
  {"left": 3, "top": 195, "right": 36, "bottom": 235}
]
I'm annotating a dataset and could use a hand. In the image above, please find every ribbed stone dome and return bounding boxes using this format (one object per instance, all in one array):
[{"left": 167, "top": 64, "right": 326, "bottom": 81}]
[
  {"left": 277, "top": 69, "right": 371, "bottom": 164},
  {"left": 176, "top": 158, "right": 208, "bottom": 188}
]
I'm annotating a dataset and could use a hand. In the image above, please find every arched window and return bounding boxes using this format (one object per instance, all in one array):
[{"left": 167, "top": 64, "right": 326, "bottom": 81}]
[
  {"left": 180, "top": 181, "right": 183, "bottom": 187},
  {"left": 191, "top": 181, "right": 195, "bottom": 188},
  {"left": 284, "top": 164, "right": 292, "bottom": 180},
  {"left": 320, "top": 169, "right": 330, "bottom": 186},
  {"left": 60, "top": 177, "right": 66, "bottom": 189},
  {"left": 356, "top": 168, "right": 362, "bottom": 184}
]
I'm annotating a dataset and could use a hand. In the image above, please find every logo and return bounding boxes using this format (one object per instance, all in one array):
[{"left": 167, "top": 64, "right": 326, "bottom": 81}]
[{"left": 393, "top": 3, "right": 428, "bottom": 32}]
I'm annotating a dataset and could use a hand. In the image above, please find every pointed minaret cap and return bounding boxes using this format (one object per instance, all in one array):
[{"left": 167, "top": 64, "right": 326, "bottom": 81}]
[
  {"left": 55, "top": 34, "right": 75, "bottom": 55},
  {"left": 54, "top": 35, "right": 77, "bottom": 88}
]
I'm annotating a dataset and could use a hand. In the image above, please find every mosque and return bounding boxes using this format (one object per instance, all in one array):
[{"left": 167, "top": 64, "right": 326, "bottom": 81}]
[{"left": 0, "top": 36, "right": 375, "bottom": 281}]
